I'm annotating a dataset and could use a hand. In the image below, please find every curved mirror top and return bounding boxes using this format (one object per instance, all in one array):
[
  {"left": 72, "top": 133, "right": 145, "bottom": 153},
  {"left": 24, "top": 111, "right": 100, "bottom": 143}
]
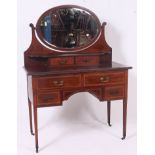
[{"left": 36, "top": 6, "right": 101, "bottom": 51}]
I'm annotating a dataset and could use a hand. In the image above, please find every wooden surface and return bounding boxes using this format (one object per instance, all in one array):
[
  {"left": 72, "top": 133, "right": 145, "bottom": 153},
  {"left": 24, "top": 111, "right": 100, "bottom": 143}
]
[
  {"left": 26, "top": 67, "right": 131, "bottom": 152},
  {"left": 25, "top": 61, "right": 131, "bottom": 153},
  {"left": 28, "top": 68, "right": 130, "bottom": 107},
  {"left": 25, "top": 61, "right": 132, "bottom": 75},
  {"left": 24, "top": 5, "right": 132, "bottom": 152}
]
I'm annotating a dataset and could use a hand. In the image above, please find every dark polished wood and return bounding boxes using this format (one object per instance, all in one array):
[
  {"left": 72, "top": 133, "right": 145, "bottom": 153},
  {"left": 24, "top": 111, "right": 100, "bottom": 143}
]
[
  {"left": 24, "top": 5, "right": 132, "bottom": 152},
  {"left": 28, "top": 99, "right": 34, "bottom": 135},
  {"left": 27, "top": 75, "right": 34, "bottom": 135},
  {"left": 107, "top": 101, "right": 112, "bottom": 127},
  {"left": 122, "top": 99, "right": 127, "bottom": 140},
  {"left": 122, "top": 71, "right": 128, "bottom": 140},
  {"left": 33, "top": 94, "right": 39, "bottom": 153}
]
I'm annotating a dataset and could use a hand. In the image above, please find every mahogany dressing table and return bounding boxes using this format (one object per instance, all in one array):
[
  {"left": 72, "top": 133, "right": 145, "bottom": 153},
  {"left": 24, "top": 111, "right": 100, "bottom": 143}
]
[{"left": 24, "top": 5, "right": 132, "bottom": 153}]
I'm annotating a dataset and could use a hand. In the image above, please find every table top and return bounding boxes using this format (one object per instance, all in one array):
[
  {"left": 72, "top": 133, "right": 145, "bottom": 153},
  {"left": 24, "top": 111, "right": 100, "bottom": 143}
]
[{"left": 25, "top": 62, "right": 132, "bottom": 76}]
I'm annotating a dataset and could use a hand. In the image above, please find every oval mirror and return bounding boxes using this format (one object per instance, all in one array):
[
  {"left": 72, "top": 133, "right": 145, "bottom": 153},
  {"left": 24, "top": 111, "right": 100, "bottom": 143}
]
[{"left": 36, "top": 5, "right": 101, "bottom": 51}]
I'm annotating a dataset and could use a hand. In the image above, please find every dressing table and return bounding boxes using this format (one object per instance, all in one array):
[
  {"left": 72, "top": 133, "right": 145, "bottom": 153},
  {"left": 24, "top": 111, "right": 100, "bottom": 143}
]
[{"left": 24, "top": 5, "right": 132, "bottom": 153}]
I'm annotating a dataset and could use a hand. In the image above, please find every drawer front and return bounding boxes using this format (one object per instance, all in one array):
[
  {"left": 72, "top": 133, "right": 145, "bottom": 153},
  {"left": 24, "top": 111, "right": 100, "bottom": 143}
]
[
  {"left": 84, "top": 72, "right": 125, "bottom": 87},
  {"left": 37, "top": 91, "right": 61, "bottom": 106},
  {"left": 75, "top": 56, "right": 99, "bottom": 66},
  {"left": 104, "top": 85, "right": 124, "bottom": 100},
  {"left": 48, "top": 57, "right": 74, "bottom": 67},
  {"left": 63, "top": 88, "right": 102, "bottom": 101},
  {"left": 37, "top": 75, "right": 81, "bottom": 89}
]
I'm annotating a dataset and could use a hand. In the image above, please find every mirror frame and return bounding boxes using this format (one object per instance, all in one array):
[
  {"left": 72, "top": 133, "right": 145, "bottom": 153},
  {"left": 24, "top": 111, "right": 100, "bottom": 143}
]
[{"left": 36, "top": 5, "right": 102, "bottom": 52}]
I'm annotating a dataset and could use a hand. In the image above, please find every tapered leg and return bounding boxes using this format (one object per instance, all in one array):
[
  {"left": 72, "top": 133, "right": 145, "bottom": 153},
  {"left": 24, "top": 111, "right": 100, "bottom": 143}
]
[
  {"left": 107, "top": 101, "right": 112, "bottom": 126},
  {"left": 28, "top": 99, "right": 34, "bottom": 135},
  {"left": 34, "top": 107, "right": 39, "bottom": 153},
  {"left": 122, "top": 99, "right": 127, "bottom": 140}
]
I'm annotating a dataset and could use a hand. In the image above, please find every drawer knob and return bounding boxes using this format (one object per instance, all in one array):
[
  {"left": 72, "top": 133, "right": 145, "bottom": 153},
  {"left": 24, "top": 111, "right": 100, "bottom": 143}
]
[
  {"left": 59, "top": 80, "right": 64, "bottom": 86},
  {"left": 53, "top": 81, "right": 58, "bottom": 85},
  {"left": 53, "top": 80, "right": 64, "bottom": 86},
  {"left": 100, "top": 76, "right": 109, "bottom": 83}
]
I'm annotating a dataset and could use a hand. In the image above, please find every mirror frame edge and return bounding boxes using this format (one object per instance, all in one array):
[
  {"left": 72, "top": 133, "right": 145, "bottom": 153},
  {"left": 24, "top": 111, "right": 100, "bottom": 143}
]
[{"left": 35, "top": 5, "right": 102, "bottom": 52}]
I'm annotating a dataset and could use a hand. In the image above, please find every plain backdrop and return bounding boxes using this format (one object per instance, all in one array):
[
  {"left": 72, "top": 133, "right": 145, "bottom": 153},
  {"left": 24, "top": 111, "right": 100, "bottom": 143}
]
[{"left": 17, "top": 0, "right": 137, "bottom": 155}]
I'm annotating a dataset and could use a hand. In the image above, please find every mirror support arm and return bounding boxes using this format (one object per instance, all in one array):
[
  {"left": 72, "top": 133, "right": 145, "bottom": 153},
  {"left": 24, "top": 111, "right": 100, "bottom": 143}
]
[
  {"left": 29, "top": 23, "right": 36, "bottom": 43},
  {"left": 101, "top": 22, "right": 112, "bottom": 51}
]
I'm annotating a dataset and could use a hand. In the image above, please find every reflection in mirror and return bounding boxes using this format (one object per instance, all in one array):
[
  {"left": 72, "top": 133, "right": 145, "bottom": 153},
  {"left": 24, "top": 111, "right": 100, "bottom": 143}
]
[{"left": 39, "top": 8, "right": 99, "bottom": 48}]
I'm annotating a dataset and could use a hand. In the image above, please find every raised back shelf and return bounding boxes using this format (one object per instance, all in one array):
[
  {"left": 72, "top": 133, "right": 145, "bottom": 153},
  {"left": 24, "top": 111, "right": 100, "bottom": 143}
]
[{"left": 24, "top": 5, "right": 112, "bottom": 72}]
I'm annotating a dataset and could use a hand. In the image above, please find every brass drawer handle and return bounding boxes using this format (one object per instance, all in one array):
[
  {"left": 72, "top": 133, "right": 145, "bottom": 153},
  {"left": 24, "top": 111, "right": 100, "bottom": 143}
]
[
  {"left": 53, "top": 81, "right": 58, "bottom": 85},
  {"left": 59, "top": 60, "right": 67, "bottom": 65},
  {"left": 100, "top": 76, "right": 110, "bottom": 83},
  {"left": 58, "top": 80, "right": 64, "bottom": 86},
  {"left": 53, "top": 80, "right": 64, "bottom": 86}
]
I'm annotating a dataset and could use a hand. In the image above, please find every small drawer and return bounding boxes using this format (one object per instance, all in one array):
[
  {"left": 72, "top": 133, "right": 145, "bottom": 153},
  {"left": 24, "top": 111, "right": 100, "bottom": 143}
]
[
  {"left": 75, "top": 56, "right": 99, "bottom": 66},
  {"left": 48, "top": 57, "right": 74, "bottom": 67},
  {"left": 84, "top": 72, "right": 125, "bottom": 87},
  {"left": 37, "top": 75, "right": 81, "bottom": 89},
  {"left": 37, "top": 91, "right": 61, "bottom": 106},
  {"left": 104, "top": 85, "right": 124, "bottom": 100}
]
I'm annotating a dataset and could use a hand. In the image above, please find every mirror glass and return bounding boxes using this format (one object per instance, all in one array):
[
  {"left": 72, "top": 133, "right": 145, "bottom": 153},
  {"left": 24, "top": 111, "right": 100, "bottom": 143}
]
[{"left": 37, "top": 6, "right": 100, "bottom": 49}]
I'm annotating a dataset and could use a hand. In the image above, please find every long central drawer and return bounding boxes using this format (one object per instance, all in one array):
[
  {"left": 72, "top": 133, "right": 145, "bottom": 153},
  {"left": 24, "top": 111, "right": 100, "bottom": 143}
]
[{"left": 37, "top": 74, "right": 81, "bottom": 89}]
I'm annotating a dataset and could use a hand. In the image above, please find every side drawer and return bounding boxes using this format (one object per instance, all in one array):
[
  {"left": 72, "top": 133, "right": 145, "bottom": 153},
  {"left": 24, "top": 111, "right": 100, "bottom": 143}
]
[
  {"left": 48, "top": 57, "right": 74, "bottom": 67},
  {"left": 37, "top": 74, "right": 81, "bottom": 89},
  {"left": 75, "top": 56, "right": 99, "bottom": 66},
  {"left": 104, "top": 85, "right": 124, "bottom": 100},
  {"left": 37, "top": 91, "right": 61, "bottom": 107},
  {"left": 84, "top": 72, "right": 125, "bottom": 87}
]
